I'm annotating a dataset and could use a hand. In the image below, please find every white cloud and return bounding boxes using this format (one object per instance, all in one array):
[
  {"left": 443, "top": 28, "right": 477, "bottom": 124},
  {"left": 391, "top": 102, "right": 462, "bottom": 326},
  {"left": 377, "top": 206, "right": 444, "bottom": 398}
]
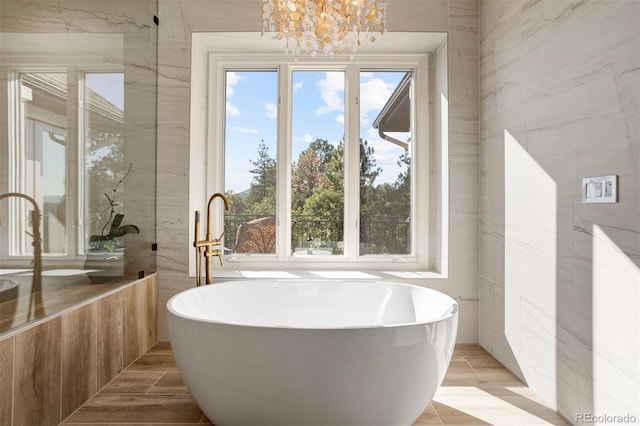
[
  {"left": 293, "top": 80, "right": 303, "bottom": 93},
  {"left": 294, "top": 134, "right": 314, "bottom": 143},
  {"left": 360, "top": 77, "right": 394, "bottom": 120},
  {"left": 225, "top": 161, "right": 252, "bottom": 193},
  {"left": 228, "top": 126, "right": 259, "bottom": 134},
  {"left": 226, "top": 101, "right": 240, "bottom": 116},
  {"left": 264, "top": 102, "right": 278, "bottom": 119},
  {"left": 315, "top": 72, "right": 344, "bottom": 115},
  {"left": 336, "top": 114, "right": 344, "bottom": 124},
  {"left": 365, "top": 131, "right": 408, "bottom": 185},
  {"left": 367, "top": 129, "right": 396, "bottom": 155},
  {"left": 226, "top": 71, "right": 241, "bottom": 97}
]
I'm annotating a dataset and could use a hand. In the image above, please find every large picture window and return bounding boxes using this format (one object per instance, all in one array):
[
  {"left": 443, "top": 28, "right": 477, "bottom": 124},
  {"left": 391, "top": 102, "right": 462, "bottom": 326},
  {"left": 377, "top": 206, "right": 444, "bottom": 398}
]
[{"left": 209, "top": 55, "right": 429, "bottom": 268}]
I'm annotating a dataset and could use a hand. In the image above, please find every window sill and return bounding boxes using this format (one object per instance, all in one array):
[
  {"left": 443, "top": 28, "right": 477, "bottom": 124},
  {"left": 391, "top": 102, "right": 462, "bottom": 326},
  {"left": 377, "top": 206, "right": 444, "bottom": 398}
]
[{"left": 205, "top": 269, "right": 447, "bottom": 281}]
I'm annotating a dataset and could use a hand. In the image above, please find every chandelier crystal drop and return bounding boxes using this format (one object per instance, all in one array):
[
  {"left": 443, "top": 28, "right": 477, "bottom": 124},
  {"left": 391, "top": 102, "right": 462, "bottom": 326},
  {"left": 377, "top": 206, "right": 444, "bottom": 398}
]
[{"left": 261, "top": 0, "right": 387, "bottom": 57}]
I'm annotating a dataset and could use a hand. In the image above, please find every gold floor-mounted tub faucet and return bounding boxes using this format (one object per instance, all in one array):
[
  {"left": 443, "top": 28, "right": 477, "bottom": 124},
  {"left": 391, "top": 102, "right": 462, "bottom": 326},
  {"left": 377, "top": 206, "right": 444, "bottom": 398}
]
[{"left": 193, "top": 192, "right": 230, "bottom": 286}]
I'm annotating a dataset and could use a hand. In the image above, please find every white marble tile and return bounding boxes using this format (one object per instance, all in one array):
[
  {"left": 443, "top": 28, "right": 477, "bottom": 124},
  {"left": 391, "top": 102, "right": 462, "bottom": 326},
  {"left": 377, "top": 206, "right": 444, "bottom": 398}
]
[
  {"left": 525, "top": 123, "right": 577, "bottom": 159},
  {"left": 517, "top": 302, "right": 558, "bottom": 410},
  {"left": 486, "top": 102, "right": 527, "bottom": 138},
  {"left": 448, "top": 46, "right": 479, "bottom": 111},
  {"left": 447, "top": 0, "right": 479, "bottom": 48},
  {"left": 454, "top": 299, "right": 479, "bottom": 344},
  {"left": 387, "top": 0, "right": 449, "bottom": 32},
  {"left": 158, "top": 48, "right": 191, "bottom": 85},
  {"left": 592, "top": 350, "right": 640, "bottom": 419},
  {"left": 479, "top": 0, "right": 639, "bottom": 422},
  {"left": 157, "top": 1, "right": 190, "bottom": 46},
  {"left": 524, "top": 152, "right": 578, "bottom": 197},
  {"left": 480, "top": 136, "right": 506, "bottom": 199},
  {"left": 178, "top": 1, "right": 260, "bottom": 33},
  {"left": 478, "top": 200, "right": 497, "bottom": 281},
  {"left": 575, "top": 114, "right": 635, "bottom": 156},
  {"left": 1, "top": 0, "right": 65, "bottom": 32},
  {"left": 477, "top": 277, "right": 495, "bottom": 345},
  {"left": 156, "top": 86, "right": 191, "bottom": 124},
  {"left": 591, "top": 224, "right": 640, "bottom": 378}
]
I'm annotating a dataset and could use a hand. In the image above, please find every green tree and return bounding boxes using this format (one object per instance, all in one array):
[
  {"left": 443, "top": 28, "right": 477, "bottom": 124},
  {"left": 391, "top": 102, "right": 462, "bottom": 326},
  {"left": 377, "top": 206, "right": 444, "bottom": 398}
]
[
  {"left": 308, "top": 138, "right": 334, "bottom": 165},
  {"left": 360, "top": 147, "right": 411, "bottom": 255},
  {"left": 326, "top": 140, "right": 344, "bottom": 193},
  {"left": 359, "top": 139, "right": 382, "bottom": 219},
  {"left": 301, "top": 188, "right": 344, "bottom": 252},
  {"left": 247, "top": 141, "right": 276, "bottom": 207},
  {"left": 291, "top": 147, "right": 328, "bottom": 214},
  {"left": 227, "top": 136, "right": 410, "bottom": 255}
]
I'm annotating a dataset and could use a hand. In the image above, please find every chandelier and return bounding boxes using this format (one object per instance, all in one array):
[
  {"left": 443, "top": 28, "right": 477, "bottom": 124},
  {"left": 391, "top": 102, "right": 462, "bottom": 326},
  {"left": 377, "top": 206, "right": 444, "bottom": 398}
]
[{"left": 261, "top": 0, "right": 387, "bottom": 57}]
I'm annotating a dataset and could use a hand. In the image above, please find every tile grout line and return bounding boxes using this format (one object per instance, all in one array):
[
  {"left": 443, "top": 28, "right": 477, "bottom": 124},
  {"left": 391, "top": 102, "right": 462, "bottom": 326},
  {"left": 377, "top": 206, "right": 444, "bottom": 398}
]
[
  {"left": 461, "top": 355, "right": 482, "bottom": 375},
  {"left": 145, "top": 371, "right": 167, "bottom": 395},
  {"left": 59, "top": 339, "right": 161, "bottom": 425},
  {"left": 430, "top": 402, "right": 445, "bottom": 426}
]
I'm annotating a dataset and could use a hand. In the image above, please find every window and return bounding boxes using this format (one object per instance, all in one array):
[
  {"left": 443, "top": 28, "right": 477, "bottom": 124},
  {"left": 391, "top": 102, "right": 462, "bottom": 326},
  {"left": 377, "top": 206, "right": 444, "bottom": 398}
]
[
  {"left": 7, "top": 70, "right": 124, "bottom": 259},
  {"left": 208, "top": 55, "right": 429, "bottom": 268}
]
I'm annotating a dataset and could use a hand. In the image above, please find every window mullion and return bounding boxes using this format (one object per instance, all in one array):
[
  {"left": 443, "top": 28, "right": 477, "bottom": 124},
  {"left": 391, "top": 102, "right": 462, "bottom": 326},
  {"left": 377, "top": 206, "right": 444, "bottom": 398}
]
[
  {"left": 345, "top": 65, "right": 360, "bottom": 261},
  {"left": 7, "top": 72, "right": 22, "bottom": 256},
  {"left": 277, "top": 64, "right": 292, "bottom": 260},
  {"left": 66, "top": 68, "right": 79, "bottom": 258},
  {"left": 77, "top": 70, "right": 86, "bottom": 255}
]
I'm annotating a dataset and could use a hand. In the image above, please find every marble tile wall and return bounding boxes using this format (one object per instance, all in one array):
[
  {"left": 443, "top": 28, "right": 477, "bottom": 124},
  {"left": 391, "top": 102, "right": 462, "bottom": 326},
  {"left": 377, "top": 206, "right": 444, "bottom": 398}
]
[
  {"left": 479, "top": 0, "right": 639, "bottom": 422},
  {"left": 156, "top": 0, "right": 480, "bottom": 343},
  {"left": 0, "top": 274, "right": 158, "bottom": 425}
]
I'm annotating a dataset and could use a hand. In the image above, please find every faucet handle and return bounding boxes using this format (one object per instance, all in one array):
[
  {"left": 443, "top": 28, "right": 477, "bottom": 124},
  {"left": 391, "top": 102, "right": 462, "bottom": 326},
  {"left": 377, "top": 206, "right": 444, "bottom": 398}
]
[{"left": 206, "top": 248, "right": 224, "bottom": 267}]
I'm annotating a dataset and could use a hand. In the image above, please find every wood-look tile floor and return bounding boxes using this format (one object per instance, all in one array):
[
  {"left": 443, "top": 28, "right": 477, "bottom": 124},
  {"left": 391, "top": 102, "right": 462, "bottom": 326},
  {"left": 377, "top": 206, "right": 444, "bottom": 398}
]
[{"left": 62, "top": 342, "right": 569, "bottom": 426}]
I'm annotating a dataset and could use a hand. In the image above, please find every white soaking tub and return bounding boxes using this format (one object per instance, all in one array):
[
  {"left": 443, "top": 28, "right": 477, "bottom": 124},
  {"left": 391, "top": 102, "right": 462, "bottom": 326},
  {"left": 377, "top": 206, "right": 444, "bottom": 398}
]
[{"left": 167, "top": 280, "right": 458, "bottom": 426}]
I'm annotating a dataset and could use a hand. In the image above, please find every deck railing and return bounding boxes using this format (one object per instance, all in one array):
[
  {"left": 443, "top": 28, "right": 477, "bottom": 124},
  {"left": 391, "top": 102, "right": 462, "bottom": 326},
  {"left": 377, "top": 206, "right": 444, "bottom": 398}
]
[{"left": 224, "top": 214, "right": 410, "bottom": 255}]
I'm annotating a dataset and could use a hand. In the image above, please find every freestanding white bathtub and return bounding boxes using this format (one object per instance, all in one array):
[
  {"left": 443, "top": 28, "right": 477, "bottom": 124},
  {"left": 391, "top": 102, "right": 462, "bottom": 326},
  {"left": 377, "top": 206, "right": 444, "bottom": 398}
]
[{"left": 167, "top": 280, "right": 458, "bottom": 426}]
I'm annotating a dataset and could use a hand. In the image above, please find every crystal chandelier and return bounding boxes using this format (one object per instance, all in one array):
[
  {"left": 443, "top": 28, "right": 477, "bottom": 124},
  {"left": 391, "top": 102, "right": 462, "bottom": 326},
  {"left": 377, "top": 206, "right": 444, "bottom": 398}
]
[{"left": 261, "top": 0, "right": 387, "bottom": 56}]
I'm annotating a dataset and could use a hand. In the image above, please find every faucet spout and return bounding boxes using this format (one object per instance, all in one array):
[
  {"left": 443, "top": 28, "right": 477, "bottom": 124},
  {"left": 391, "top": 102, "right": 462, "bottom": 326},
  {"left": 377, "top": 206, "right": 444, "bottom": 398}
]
[
  {"left": 0, "top": 193, "right": 42, "bottom": 276},
  {"left": 206, "top": 192, "right": 230, "bottom": 241},
  {"left": 0, "top": 192, "right": 43, "bottom": 318}
]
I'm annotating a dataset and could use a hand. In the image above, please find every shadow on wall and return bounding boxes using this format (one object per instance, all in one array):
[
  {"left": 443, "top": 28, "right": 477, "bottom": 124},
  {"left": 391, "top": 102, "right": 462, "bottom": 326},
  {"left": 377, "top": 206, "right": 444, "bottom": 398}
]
[{"left": 490, "top": 129, "right": 639, "bottom": 422}]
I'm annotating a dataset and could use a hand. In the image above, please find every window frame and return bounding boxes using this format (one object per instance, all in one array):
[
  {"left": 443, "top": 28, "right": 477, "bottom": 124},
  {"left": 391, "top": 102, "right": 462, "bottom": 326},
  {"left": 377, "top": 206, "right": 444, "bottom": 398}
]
[
  {"left": 207, "top": 54, "right": 430, "bottom": 270},
  {"left": 5, "top": 69, "right": 79, "bottom": 260},
  {"left": 3, "top": 67, "right": 123, "bottom": 261}
]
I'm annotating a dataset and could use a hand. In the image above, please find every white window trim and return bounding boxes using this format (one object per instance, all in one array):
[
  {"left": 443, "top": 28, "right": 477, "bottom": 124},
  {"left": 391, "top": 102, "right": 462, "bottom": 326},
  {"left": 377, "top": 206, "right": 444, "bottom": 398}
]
[
  {"left": 5, "top": 68, "right": 80, "bottom": 260},
  {"left": 204, "top": 53, "right": 431, "bottom": 272},
  {"left": 3, "top": 68, "right": 120, "bottom": 263}
]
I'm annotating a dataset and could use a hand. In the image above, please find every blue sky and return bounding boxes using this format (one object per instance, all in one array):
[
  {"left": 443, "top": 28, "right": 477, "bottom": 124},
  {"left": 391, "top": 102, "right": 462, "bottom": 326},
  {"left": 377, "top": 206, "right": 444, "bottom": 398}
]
[
  {"left": 86, "top": 73, "right": 124, "bottom": 109},
  {"left": 224, "top": 69, "right": 409, "bottom": 193}
]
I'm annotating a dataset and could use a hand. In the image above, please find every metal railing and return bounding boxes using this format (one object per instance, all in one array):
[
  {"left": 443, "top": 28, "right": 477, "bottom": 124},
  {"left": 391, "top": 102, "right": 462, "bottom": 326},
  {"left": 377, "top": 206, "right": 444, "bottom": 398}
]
[{"left": 224, "top": 214, "right": 409, "bottom": 255}]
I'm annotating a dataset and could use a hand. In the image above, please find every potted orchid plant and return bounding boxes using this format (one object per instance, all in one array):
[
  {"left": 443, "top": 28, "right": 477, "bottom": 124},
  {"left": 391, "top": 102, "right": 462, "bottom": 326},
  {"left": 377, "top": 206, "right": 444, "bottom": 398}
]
[{"left": 89, "top": 163, "right": 139, "bottom": 253}]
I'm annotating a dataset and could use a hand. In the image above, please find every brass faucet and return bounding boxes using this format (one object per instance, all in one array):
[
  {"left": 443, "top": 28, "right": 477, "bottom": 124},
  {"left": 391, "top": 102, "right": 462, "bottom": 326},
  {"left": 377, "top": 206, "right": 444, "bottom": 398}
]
[
  {"left": 193, "top": 192, "right": 230, "bottom": 285},
  {"left": 0, "top": 192, "right": 43, "bottom": 317}
]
